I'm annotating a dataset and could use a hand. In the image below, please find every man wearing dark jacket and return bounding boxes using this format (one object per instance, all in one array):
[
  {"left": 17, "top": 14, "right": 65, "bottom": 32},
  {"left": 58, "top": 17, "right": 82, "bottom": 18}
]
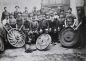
[
  {"left": 14, "top": 6, "right": 21, "bottom": 19},
  {"left": 1, "top": 7, "right": 9, "bottom": 21}
]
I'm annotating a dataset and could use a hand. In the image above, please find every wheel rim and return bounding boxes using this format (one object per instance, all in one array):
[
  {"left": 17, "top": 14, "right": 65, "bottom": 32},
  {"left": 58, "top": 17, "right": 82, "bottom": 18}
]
[
  {"left": 7, "top": 29, "right": 25, "bottom": 47},
  {"left": 59, "top": 27, "right": 79, "bottom": 47},
  {"left": 36, "top": 34, "right": 51, "bottom": 50}
]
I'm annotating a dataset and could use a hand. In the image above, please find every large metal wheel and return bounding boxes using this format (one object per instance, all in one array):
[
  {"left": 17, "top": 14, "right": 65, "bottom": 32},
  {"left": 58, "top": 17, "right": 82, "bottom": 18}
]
[
  {"left": 0, "top": 37, "right": 4, "bottom": 52},
  {"left": 59, "top": 27, "right": 79, "bottom": 47},
  {"left": 36, "top": 34, "right": 51, "bottom": 50},
  {"left": 7, "top": 29, "right": 25, "bottom": 47}
]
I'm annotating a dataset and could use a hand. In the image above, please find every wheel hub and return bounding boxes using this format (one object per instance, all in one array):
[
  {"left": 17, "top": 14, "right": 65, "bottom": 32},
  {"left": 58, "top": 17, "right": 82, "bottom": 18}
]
[{"left": 63, "top": 31, "right": 74, "bottom": 42}]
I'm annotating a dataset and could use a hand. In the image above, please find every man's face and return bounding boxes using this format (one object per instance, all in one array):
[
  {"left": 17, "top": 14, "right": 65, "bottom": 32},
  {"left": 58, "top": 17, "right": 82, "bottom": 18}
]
[
  {"left": 4, "top": 7, "right": 7, "bottom": 11},
  {"left": 58, "top": 6, "right": 61, "bottom": 9},
  {"left": 15, "top": 7, "right": 19, "bottom": 11},
  {"left": 25, "top": 8, "right": 28, "bottom": 11},
  {"left": 68, "top": 9, "right": 72, "bottom": 13},
  {"left": 60, "top": 11, "right": 64, "bottom": 14},
  {"left": 10, "top": 15, "right": 14, "bottom": 18},
  {"left": 34, "top": 7, "right": 36, "bottom": 11}
]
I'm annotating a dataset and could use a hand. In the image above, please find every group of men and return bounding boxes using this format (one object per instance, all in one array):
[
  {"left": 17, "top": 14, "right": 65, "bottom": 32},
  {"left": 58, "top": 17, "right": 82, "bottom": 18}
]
[
  {"left": 1, "top": 6, "right": 77, "bottom": 52},
  {"left": 1, "top": 6, "right": 76, "bottom": 28}
]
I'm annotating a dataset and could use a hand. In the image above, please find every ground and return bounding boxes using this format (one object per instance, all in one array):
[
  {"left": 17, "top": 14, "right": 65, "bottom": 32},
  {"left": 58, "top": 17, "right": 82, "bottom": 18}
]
[{"left": 0, "top": 43, "right": 86, "bottom": 61}]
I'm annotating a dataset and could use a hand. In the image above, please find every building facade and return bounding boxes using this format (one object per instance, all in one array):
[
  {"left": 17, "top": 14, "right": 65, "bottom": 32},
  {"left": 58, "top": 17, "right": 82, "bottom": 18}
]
[{"left": 41, "top": 0, "right": 86, "bottom": 17}]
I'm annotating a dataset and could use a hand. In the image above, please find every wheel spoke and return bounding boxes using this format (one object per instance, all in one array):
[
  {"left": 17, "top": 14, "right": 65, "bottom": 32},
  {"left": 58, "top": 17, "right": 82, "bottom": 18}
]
[{"left": 7, "top": 29, "right": 25, "bottom": 47}]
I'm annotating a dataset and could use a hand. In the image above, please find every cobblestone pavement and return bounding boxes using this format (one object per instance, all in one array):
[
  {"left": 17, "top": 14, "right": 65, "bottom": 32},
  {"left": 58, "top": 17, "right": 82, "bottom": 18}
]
[{"left": 0, "top": 43, "right": 86, "bottom": 61}]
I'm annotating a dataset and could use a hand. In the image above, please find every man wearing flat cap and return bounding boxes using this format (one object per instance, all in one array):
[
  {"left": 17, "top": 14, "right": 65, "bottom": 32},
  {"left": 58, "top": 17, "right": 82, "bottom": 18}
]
[
  {"left": 14, "top": 6, "right": 21, "bottom": 19},
  {"left": 1, "top": 7, "right": 9, "bottom": 21}
]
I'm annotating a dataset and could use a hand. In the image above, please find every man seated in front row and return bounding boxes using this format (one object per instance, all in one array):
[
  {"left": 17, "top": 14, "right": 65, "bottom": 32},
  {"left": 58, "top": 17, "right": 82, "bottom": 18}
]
[
  {"left": 9, "top": 13, "right": 16, "bottom": 28},
  {"left": 65, "top": 7, "right": 76, "bottom": 28}
]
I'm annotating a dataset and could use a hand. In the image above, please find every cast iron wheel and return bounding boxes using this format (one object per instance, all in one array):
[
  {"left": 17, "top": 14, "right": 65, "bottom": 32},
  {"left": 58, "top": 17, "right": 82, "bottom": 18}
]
[
  {"left": 7, "top": 29, "right": 25, "bottom": 47},
  {"left": 59, "top": 27, "right": 79, "bottom": 47},
  {"left": 36, "top": 34, "right": 52, "bottom": 50}
]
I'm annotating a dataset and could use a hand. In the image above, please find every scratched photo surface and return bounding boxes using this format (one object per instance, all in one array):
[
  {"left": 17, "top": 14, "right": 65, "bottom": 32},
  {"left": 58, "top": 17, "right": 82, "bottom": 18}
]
[{"left": 0, "top": 0, "right": 86, "bottom": 61}]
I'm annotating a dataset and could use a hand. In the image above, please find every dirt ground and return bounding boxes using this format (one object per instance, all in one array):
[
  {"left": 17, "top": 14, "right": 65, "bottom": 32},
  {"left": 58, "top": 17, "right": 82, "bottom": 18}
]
[{"left": 0, "top": 43, "right": 86, "bottom": 61}]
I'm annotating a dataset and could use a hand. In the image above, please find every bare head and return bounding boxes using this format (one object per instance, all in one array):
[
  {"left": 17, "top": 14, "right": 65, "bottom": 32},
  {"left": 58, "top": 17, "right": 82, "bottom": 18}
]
[
  {"left": 25, "top": 7, "right": 28, "bottom": 11},
  {"left": 5, "top": 13, "right": 9, "bottom": 19},
  {"left": 9, "top": 13, "right": 14, "bottom": 18},
  {"left": 15, "top": 6, "right": 19, "bottom": 11},
  {"left": 68, "top": 7, "right": 72, "bottom": 13},
  {"left": 4, "top": 7, "right": 7, "bottom": 11}
]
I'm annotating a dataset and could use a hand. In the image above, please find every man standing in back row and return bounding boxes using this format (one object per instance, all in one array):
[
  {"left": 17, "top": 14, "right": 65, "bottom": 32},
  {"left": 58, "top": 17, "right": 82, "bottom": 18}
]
[
  {"left": 14, "top": 6, "right": 21, "bottom": 19},
  {"left": 22, "top": 7, "right": 30, "bottom": 22},
  {"left": 1, "top": 7, "right": 9, "bottom": 21}
]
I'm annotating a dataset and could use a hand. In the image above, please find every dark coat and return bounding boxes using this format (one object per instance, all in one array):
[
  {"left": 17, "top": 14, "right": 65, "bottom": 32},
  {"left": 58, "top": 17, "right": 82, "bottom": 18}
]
[
  {"left": 14, "top": 11, "right": 21, "bottom": 19},
  {"left": 1, "top": 11, "right": 9, "bottom": 21}
]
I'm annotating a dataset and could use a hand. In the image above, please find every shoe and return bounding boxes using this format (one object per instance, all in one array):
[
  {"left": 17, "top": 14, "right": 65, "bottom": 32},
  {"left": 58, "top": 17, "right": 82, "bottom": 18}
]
[{"left": 25, "top": 49, "right": 33, "bottom": 53}]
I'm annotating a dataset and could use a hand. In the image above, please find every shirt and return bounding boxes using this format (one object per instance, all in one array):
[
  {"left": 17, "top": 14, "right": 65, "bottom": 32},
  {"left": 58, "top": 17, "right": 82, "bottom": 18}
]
[
  {"left": 66, "top": 13, "right": 76, "bottom": 27},
  {"left": 22, "top": 11, "right": 29, "bottom": 20},
  {"left": 14, "top": 11, "right": 21, "bottom": 19},
  {"left": 2, "top": 19, "right": 9, "bottom": 25},
  {"left": 1, "top": 11, "right": 9, "bottom": 21},
  {"left": 9, "top": 18, "right": 16, "bottom": 25}
]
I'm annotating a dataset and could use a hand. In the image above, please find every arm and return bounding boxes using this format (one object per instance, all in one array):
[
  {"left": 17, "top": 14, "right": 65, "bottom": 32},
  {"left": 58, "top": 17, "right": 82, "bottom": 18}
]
[
  {"left": 64, "top": 19, "right": 67, "bottom": 27},
  {"left": 71, "top": 14, "right": 77, "bottom": 28},
  {"left": 1, "top": 12, "right": 4, "bottom": 21}
]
